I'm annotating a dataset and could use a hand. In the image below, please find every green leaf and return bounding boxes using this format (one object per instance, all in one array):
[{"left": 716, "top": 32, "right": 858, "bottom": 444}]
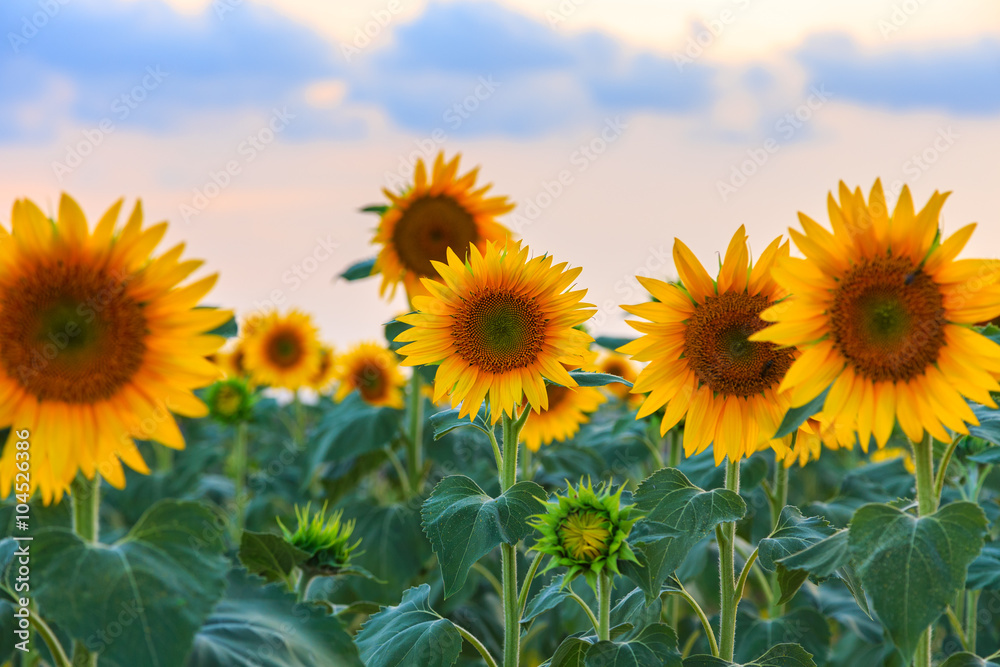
[
  {"left": 384, "top": 317, "right": 412, "bottom": 352},
  {"left": 967, "top": 542, "right": 1000, "bottom": 590},
  {"left": 0, "top": 599, "right": 15, "bottom": 662},
  {"left": 309, "top": 393, "right": 402, "bottom": 469},
  {"left": 429, "top": 405, "right": 493, "bottom": 440},
  {"left": 684, "top": 643, "right": 817, "bottom": 667},
  {"left": 773, "top": 566, "right": 810, "bottom": 606},
  {"left": 422, "top": 475, "right": 547, "bottom": 596},
  {"left": 774, "top": 388, "right": 830, "bottom": 439},
  {"left": 594, "top": 336, "right": 635, "bottom": 351},
  {"left": 203, "top": 311, "right": 238, "bottom": 338},
  {"left": 940, "top": 653, "right": 1000, "bottom": 667},
  {"left": 355, "top": 585, "right": 463, "bottom": 667},
  {"left": 522, "top": 574, "right": 573, "bottom": 625},
  {"left": 758, "top": 506, "right": 836, "bottom": 572},
  {"left": 341, "top": 257, "right": 377, "bottom": 281},
  {"left": 237, "top": 530, "right": 310, "bottom": 585},
  {"left": 621, "top": 468, "right": 746, "bottom": 601},
  {"left": 33, "top": 500, "right": 229, "bottom": 667},
  {"left": 848, "top": 501, "right": 988, "bottom": 660},
  {"left": 549, "top": 637, "right": 593, "bottom": 667},
  {"left": 968, "top": 403, "right": 1000, "bottom": 447},
  {"left": 187, "top": 569, "right": 364, "bottom": 666},
  {"left": 549, "top": 371, "right": 634, "bottom": 389},
  {"left": 361, "top": 204, "right": 389, "bottom": 215},
  {"left": 735, "top": 608, "right": 829, "bottom": 665},
  {"left": 776, "top": 529, "right": 851, "bottom": 578},
  {"left": 968, "top": 445, "right": 1000, "bottom": 464},
  {"left": 585, "top": 623, "right": 682, "bottom": 667}
]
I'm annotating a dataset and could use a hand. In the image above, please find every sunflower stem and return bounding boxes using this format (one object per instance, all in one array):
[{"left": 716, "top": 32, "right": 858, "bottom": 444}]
[
  {"left": 518, "top": 551, "right": 544, "bottom": 617},
  {"left": 664, "top": 579, "right": 719, "bottom": 657},
  {"left": 229, "top": 421, "right": 249, "bottom": 541},
  {"left": 912, "top": 432, "right": 936, "bottom": 667},
  {"left": 718, "top": 458, "right": 740, "bottom": 661},
  {"left": 296, "top": 569, "right": 317, "bottom": 603},
  {"left": 567, "top": 591, "right": 602, "bottom": 635},
  {"left": 70, "top": 474, "right": 100, "bottom": 667},
  {"left": 933, "top": 435, "right": 962, "bottom": 507},
  {"left": 966, "top": 589, "right": 980, "bottom": 653},
  {"left": 597, "top": 571, "right": 613, "bottom": 642},
  {"left": 454, "top": 623, "right": 500, "bottom": 667},
  {"left": 30, "top": 608, "right": 72, "bottom": 667},
  {"left": 500, "top": 412, "right": 523, "bottom": 667},
  {"left": 405, "top": 371, "right": 425, "bottom": 494},
  {"left": 768, "top": 460, "right": 789, "bottom": 617},
  {"left": 668, "top": 427, "right": 682, "bottom": 468},
  {"left": 293, "top": 393, "right": 306, "bottom": 447}
]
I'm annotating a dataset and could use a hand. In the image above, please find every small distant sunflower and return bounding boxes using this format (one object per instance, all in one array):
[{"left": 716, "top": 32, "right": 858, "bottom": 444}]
[
  {"left": 372, "top": 152, "right": 513, "bottom": 299},
  {"left": 309, "top": 345, "right": 336, "bottom": 393},
  {"left": 620, "top": 227, "right": 794, "bottom": 465},
  {"left": 752, "top": 181, "right": 1000, "bottom": 445},
  {"left": 213, "top": 342, "right": 249, "bottom": 379},
  {"left": 395, "top": 241, "right": 595, "bottom": 423},
  {"left": 520, "top": 384, "right": 607, "bottom": 452},
  {"left": 771, "top": 414, "right": 855, "bottom": 468},
  {"left": 869, "top": 446, "right": 916, "bottom": 473},
  {"left": 530, "top": 480, "right": 640, "bottom": 589},
  {"left": 0, "top": 195, "right": 229, "bottom": 503},
  {"left": 596, "top": 351, "right": 640, "bottom": 403},
  {"left": 333, "top": 342, "right": 406, "bottom": 408},
  {"left": 243, "top": 310, "right": 322, "bottom": 390},
  {"left": 205, "top": 378, "right": 255, "bottom": 425},
  {"left": 277, "top": 502, "right": 361, "bottom": 575}
]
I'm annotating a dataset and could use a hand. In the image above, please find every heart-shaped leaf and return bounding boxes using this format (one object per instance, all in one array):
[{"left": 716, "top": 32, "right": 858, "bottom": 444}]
[
  {"left": 848, "top": 501, "right": 988, "bottom": 660},
  {"left": 422, "top": 475, "right": 547, "bottom": 596},
  {"left": 621, "top": 468, "right": 746, "bottom": 600},
  {"left": 32, "top": 500, "right": 229, "bottom": 667},
  {"left": 735, "top": 608, "right": 829, "bottom": 665},
  {"left": 237, "top": 530, "right": 310, "bottom": 586},
  {"left": 758, "top": 506, "right": 836, "bottom": 572},
  {"left": 355, "top": 585, "right": 463, "bottom": 667},
  {"left": 310, "top": 393, "right": 403, "bottom": 468},
  {"left": 585, "top": 623, "right": 682, "bottom": 667},
  {"left": 684, "top": 643, "right": 817, "bottom": 667}
]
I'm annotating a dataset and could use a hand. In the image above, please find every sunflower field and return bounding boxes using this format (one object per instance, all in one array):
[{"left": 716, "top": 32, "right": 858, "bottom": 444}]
[{"left": 1, "top": 151, "right": 999, "bottom": 667}]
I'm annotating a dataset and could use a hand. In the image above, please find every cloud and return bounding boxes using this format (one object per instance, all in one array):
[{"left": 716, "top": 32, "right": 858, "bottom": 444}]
[{"left": 799, "top": 34, "right": 1000, "bottom": 115}]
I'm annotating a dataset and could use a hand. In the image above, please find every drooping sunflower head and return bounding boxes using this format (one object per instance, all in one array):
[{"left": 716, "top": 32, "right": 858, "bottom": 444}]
[
  {"left": 620, "top": 226, "right": 794, "bottom": 465},
  {"left": 309, "top": 345, "right": 336, "bottom": 393},
  {"left": 242, "top": 310, "right": 322, "bottom": 390},
  {"left": 596, "top": 351, "right": 640, "bottom": 402},
  {"left": 277, "top": 502, "right": 362, "bottom": 575},
  {"left": 530, "top": 479, "right": 640, "bottom": 589},
  {"left": 395, "top": 240, "right": 596, "bottom": 423},
  {"left": 372, "top": 152, "right": 514, "bottom": 300},
  {"left": 205, "top": 378, "right": 255, "bottom": 425},
  {"left": 0, "top": 195, "right": 230, "bottom": 503},
  {"left": 520, "top": 383, "right": 606, "bottom": 452},
  {"left": 751, "top": 180, "right": 1000, "bottom": 446},
  {"left": 332, "top": 341, "right": 406, "bottom": 408}
]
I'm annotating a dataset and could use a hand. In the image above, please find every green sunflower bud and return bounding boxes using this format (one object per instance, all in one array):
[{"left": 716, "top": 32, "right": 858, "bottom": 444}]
[
  {"left": 205, "top": 378, "right": 255, "bottom": 424},
  {"left": 277, "top": 502, "right": 361, "bottom": 575},
  {"left": 529, "top": 479, "right": 640, "bottom": 590}
]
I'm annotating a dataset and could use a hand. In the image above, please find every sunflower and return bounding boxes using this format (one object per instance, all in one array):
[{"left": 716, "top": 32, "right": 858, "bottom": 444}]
[
  {"left": 395, "top": 241, "right": 595, "bottom": 423},
  {"left": 869, "top": 446, "right": 917, "bottom": 473},
  {"left": 242, "top": 310, "right": 322, "bottom": 390},
  {"left": 520, "top": 383, "right": 607, "bottom": 452},
  {"left": 596, "top": 351, "right": 640, "bottom": 403},
  {"left": 205, "top": 378, "right": 255, "bottom": 425},
  {"left": 213, "top": 341, "right": 249, "bottom": 379},
  {"left": 309, "top": 345, "right": 336, "bottom": 393},
  {"left": 332, "top": 342, "right": 406, "bottom": 408},
  {"left": 751, "top": 180, "right": 1000, "bottom": 446},
  {"left": 0, "top": 195, "right": 229, "bottom": 503},
  {"left": 620, "top": 226, "right": 794, "bottom": 465},
  {"left": 372, "top": 152, "right": 513, "bottom": 299},
  {"left": 771, "top": 414, "right": 855, "bottom": 468}
]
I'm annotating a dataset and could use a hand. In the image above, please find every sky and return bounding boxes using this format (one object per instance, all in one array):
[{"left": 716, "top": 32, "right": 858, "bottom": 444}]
[{"left": 2, "top": 0, "right": 999, "bottom": 346}]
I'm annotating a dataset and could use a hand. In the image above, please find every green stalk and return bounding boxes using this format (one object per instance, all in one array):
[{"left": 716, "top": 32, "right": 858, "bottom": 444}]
[
  {"left": 664, "top": 580, "right": 719, "bottom": 657},
  {"left": 29, "top": 612, "right": 71, "bottom": 667},
  {"left": 70, "top": 475, "right": 100, "bottom": 667},
  {"left": 597, "top": 571, "right": 612, "bottom": 642},
  {"left": 296, "top": 570, "right": 317, "bottom": 602},
  {"left": 718, "top": 458, "right": 741, "bottom": 661},
  {"left": 230, "top": 421, "right": 249, "bottom": 540},
  {"left": 293, "top": 394, "right": 306, "bottom": 447},
  {"left": 454, "top": 623, "right": 500, "bottom": 667},
  {"left": 405, "top": 372, "right": 425, "bottom": 494},
  {"left": 912, "top": 432, "right": 936, "bottom": 667},
  {"left": 966, "top": 590, "right": 980, "bottom": 654},
  {"left": 768, "top": 461, "right": 789, "bottom": 617},
  {"left": 667, "top": 428, "right": 683, "bottom": 628},
  {"left": 500, "top": 412, "right": 522, "bottom": 667},
  {"left": 669, "top": 428, "right": 682, "bottom": 468}
]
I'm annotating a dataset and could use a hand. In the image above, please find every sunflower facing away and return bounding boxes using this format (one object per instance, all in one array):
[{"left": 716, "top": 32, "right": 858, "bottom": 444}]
[
  {"left": 520, "top": 383, "right": 607, "bottom": 452},
  {"left": 333, "top": 341, "right": 406, "bottom": 408},
  {"left": 620, "top": 226, "right": 795, "bottom": 465},
  {"left": 751, "top": 180, "right": 1000, "bottom": 446},
  {"left": 242, "top": 310, "right": 322, "bottom": 390},
  {"left": 309, "top": 345, "right": 336, "bottom": 393},
  {"left": 0, "top": 195, "right": 230, "bottom": 503},
  {"left": 395, "top": 240, "right": 595, "bottom": 423},
  {"left": 372, "top": 152, "right": 514, "bottom": 299}
]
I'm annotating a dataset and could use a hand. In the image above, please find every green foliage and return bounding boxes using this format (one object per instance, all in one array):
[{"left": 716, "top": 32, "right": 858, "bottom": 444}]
[
  {"left": 355, "top": 585, "right": 463, "bottom": 667},
  {"left": 939, "top": 654, "right": 1000, "bottom": 667},
  {"left": 341, "top": 257, "right": 377, "bottom": 280},
  {"left": 774, "top": 388, "right": 830, "bottom": 438},
  {"left": 848, "top": 501, "right": 988, "bottom": 660},
  {"left": 423, "top": 475, "right": 546, "bottom": 596},
  {"left": 238, "top": 530, "right": 310, "bottom": 585},
  {"left": 683, "top": 644, "right": 817, "bottom": 667},
  {"left": 584, "top": 623, "right": 683, "bottom": 667}
]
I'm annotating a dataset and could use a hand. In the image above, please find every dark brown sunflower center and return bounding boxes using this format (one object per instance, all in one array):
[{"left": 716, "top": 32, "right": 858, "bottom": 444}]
[
  {"left": 0, "top": 262, "right": 146, "bottom": 403},
  {"left": 683, "top": 291, "right": 793, "bottom": 397},
  {"left": 452, "top": 290, "right": 545, "bottom": 374},
  {"left": 392, "top": 195, "right": 479, "bottom": 276},
  {"left": 352, "top": 361, "right": 387, "bottom": 401},
  {"left": 830, "top": 256, "right": 945, "bottom": 382},
  {"left": 265, "top": 330, "right": 304, "bottom": 369}
]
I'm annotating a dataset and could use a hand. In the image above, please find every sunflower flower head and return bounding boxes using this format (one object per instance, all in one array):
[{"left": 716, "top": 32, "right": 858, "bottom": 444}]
[
  {"left": 242, "top": 310, "right": 322, "bottom": 390},
  {"left": 751, "top": 180, "right": 1000, "bottom": 446},
  {"left": 520, "top": 383, "right": 606, "bottom": 452},
  {"left": 333, "top": 341, "right": 406, "bottom": 408},
  {"left": 372, "top": 151, "right": 514, "bottom": 300},
  {"left": 620, "top": 226, "right": 794, "bottom": 465},
  {"left": 213, "top": 342, "right": 249, "bottom": 380},
  {"left": 771, "top": 413, "right": 856, "bottom": 468},
  {"left": 395, "top": 240, "right": 596, "bottom": 423},
  {"left": 0, "top": 195, "right": 229, "bottom": 503},
  {"left": 277, "top": 502, "right": 362, "bottom": 575},
  {"left": 205, "top": 378, "right": 255, "bottom": 425},
  {"left": 309, "top": 345, "right": 336, "bottom": 393},
  {"left": 596, "top": 351, "right": 640, "bottom": 403},
  {"left": 530, "top": 479, "right": 640, "bottom": 590}
]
